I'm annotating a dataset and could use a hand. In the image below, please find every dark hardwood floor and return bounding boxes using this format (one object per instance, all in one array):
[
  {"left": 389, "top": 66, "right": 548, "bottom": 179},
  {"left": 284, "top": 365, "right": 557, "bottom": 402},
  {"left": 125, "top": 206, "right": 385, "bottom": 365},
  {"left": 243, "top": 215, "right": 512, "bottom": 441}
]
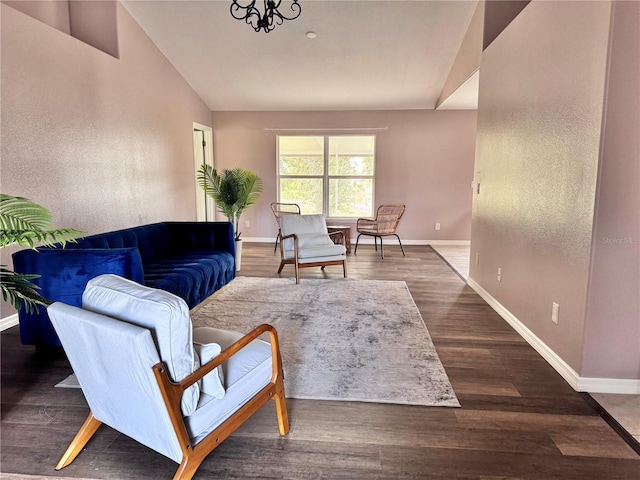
[{"left": 2, "top": 243, "right": 638, "bottom": 479}]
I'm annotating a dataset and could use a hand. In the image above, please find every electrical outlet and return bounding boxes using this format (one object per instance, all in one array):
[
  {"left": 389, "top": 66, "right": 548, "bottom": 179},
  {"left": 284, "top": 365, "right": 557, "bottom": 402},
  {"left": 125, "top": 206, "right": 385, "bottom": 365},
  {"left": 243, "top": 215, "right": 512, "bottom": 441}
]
[
  {"left": 435, "top": 223, "right": 441, "bottom": 231},
  {"left": 497, "top": 267, "right": 502, "bottom": 282},
  {"left": 552, "top": 302, "right": 559, "bottom": 324},
  {"left": 245, "top": 220, "right": 251, "bottom": 228},
  {"left": 475, "top": 253, "right": 479, "bottom": 266}
]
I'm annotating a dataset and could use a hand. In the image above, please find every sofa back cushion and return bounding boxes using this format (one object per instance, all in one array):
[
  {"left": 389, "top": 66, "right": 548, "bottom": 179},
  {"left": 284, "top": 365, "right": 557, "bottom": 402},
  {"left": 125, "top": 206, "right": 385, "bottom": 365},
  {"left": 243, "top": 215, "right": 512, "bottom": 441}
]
[
  {"left": 67, "top": 223, "right": 172, "bottom": 263},
  {"left": 82, "top": 274, "right": 200, "bottom": 415}
]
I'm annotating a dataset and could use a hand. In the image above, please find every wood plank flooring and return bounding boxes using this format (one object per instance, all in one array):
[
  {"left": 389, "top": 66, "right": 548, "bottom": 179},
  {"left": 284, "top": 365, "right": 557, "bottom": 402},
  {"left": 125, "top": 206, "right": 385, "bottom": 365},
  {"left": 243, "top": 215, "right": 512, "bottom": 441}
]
[{"left": 1, "top": 243, "right": 638, "bottom": 479}]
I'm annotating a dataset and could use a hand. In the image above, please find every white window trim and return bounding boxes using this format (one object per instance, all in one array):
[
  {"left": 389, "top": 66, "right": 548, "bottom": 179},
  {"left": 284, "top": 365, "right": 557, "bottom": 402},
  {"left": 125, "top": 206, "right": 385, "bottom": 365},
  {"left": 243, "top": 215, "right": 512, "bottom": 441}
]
[{"left": 277, "top": 135, "right": 376, "bottom": 221}]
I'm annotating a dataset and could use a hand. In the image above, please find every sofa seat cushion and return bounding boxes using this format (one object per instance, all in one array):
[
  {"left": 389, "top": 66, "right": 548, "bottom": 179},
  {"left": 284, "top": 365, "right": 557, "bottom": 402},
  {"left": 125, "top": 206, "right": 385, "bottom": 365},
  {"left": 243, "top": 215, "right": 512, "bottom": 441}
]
[
  {"left": 82, "top": 274, "right": 200, "bottom": 416},
  {"left": 144, "top": 251, "right": 234, "bottom": 308},
  {"left": 186, "top": 327, "right": 272, "bottom": 440}
]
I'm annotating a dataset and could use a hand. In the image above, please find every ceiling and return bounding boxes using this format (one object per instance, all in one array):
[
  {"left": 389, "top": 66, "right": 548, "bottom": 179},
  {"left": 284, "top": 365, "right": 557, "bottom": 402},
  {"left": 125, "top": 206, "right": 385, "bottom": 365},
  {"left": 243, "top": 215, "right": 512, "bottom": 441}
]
[{"left": 121, "top": 1, "right": 478, "bottom": 111}]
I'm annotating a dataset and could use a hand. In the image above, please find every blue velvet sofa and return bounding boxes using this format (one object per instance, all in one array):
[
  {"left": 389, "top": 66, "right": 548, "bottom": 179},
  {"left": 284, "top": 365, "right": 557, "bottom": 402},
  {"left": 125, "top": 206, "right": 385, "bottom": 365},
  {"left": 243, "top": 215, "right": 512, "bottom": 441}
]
[{"left": 12, "top": 221, "right": 236, "bottom": 347}]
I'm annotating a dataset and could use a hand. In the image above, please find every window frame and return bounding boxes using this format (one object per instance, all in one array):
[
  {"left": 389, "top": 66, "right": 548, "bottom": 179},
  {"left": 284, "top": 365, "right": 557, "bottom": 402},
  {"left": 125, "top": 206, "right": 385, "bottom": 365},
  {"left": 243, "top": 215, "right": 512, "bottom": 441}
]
[{"left": 277, "top": 135, "right": 376, "bottom": 220}]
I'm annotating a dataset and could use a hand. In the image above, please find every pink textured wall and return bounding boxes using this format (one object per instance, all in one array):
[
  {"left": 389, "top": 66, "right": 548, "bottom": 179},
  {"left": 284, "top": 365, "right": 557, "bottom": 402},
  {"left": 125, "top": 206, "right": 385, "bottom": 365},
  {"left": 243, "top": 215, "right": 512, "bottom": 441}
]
[
  {"left": 210, "top": 110, "right": 477, "bottom": 242},
  {"left": 1, "top": 3, "right": 211, "bottom": 317},
  {"left": 582, "top": 1, "right": 640, "bottom": 379},
  {"left": 469, "top": 1, "right": 612, "bottom": 372},
  {"left": 2, "top": 0, "right": 71, "bottom": 33}
]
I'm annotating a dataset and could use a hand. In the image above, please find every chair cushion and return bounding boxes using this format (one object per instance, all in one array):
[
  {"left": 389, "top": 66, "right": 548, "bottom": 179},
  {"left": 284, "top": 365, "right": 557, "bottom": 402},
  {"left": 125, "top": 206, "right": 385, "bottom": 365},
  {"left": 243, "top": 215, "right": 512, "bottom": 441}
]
[
  {"left": 187, "top": 327, "right": 272, "bottom": 440},
  {"left": 82, "top": 274, "right": 201, "bottom": 415},
  {"left": 282, "top": 233, "right": 345, "bottom": 260},
  {"left": 47, "top": 302, "right": 184, "bottom": 463},
  {"left": 297, "top": 244, "right": 346, "bottom": 260},
  {"left": 280, "top": 215, "right": 346, "bottom": 260},
  {"left": 193, "top": 342, "right": 225, "bottom": 399},
  {"left": 280, "top": 214, "right": 328, "bottom": 236}
]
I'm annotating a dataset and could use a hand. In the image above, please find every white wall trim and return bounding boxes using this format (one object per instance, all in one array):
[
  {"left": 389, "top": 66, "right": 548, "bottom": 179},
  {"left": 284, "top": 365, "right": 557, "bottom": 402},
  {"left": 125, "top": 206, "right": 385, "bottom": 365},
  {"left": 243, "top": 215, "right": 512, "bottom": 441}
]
[
  {"left": 467, "top": 277, "right": 640, "bottom": 395},
  {"left": 243, "top": 237, "right": 470, "bottom": 246},
  {"left": 1, "top": 314, "right": 19, "bottom": 332},
  {"left": 577, "top": 377, "right": 640, "bottom": 395}
]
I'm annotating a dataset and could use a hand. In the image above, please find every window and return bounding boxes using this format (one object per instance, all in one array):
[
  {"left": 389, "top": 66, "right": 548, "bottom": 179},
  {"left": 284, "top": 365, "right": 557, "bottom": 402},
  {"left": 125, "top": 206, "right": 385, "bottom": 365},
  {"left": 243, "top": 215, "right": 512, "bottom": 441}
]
[{"left": 277, "top": 135, "right": 375, "bottom": 218}]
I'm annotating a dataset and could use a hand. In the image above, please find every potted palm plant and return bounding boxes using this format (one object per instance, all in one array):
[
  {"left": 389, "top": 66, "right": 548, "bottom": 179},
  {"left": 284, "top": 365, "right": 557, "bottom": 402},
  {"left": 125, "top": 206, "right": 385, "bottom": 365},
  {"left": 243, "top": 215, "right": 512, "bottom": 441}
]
[
  {"left": 0, "top": 194, "right": 82, "bottom": 313},
  {"left": 196, "top": 166, "right": 263, "bottom": 271}
]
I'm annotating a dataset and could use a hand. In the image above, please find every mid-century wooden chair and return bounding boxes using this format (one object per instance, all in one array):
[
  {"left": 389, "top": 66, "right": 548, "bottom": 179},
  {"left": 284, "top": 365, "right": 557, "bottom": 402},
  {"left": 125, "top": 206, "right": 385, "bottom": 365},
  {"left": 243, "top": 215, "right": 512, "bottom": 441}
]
[
  {"left": 270, "top": 202, "right": 301, "bottom": 252},
  {"left": 354, "top": 204, "right": 406, "bottom": 259},
  {"left": 48, "top": 274, "right": 289, "bottom": 480},
  {"left": 277, "top": 214, "right": 347, "bottom": 284}
]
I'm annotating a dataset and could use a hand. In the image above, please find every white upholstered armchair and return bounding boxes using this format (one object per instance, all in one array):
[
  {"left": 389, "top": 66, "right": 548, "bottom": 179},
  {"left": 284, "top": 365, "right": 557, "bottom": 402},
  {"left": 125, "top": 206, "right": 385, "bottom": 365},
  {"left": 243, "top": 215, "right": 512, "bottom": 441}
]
[
  {"left": 47, "top": 274, "right": 289, "bottom": 480},
  {"left": 277, "top": 214, "right": 347, "bottom": 284}
]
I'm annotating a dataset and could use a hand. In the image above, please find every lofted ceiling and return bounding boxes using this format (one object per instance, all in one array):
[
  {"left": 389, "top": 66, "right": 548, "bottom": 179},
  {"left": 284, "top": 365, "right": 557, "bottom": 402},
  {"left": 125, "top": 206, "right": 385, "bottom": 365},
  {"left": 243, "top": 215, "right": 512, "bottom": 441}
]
[{"left": 121, "top": 0, "right": 478, "bottom": 111}]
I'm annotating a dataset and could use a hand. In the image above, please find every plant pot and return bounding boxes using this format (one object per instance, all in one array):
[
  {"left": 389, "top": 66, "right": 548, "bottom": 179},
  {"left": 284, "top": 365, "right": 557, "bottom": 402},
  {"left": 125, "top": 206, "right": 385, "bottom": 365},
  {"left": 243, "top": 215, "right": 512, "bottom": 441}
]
[{"left": 235, "top": 239, "right": 243, "bottom": 271}]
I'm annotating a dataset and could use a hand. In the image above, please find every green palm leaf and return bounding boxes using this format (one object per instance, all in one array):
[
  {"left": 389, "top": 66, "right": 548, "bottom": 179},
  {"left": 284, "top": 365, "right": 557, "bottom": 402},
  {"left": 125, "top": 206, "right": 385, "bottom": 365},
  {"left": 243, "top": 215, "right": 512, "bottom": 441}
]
[
  {"left": 0, "top": 194, "right": 51, "bottom": 231},
  {"left": 197, "top": 166, "right": 263, "bottom": 240},
  {"left": 0, "top": 194, "right": 83, "bottom": 248},
  {"left": 1, "top": 193, "right": 84, "bottom": 311},
  {"left": 0, "top": 266, "right": 50, "bottom": 313}
]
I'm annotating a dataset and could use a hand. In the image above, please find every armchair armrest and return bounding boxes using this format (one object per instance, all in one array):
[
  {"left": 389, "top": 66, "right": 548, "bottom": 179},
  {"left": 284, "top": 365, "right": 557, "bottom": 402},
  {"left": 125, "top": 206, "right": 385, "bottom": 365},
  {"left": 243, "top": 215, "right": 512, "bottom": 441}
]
[
  {"left": 180, "top": 323, "right": 283, "bottom": 390},
  {"left": 152, "top": 324, "right": 286, "bottom": 451},
  {"left": 280, "top": 232, "right": 300, "bottom": 261},
  {"left": 357, "top": 218, "right": 377, "bottom": 231}
]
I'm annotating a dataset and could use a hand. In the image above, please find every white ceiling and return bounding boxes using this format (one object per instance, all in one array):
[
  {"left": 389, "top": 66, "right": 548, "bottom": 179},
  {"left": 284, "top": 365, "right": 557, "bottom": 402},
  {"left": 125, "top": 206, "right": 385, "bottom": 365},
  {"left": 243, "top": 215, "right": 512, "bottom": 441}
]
[{"left": 121, "top": 0, "right": 478, "bottom": 111}]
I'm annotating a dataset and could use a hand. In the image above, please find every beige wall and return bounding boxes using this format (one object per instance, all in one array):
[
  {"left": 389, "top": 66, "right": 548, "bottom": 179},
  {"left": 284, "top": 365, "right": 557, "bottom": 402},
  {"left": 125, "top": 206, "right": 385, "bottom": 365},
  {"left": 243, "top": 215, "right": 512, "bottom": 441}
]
[
  {"left": 582, "top": 1, "right": 640, "bottom": 380},
  {"left": 210, "top": 110, "right": 477, "bottom": 242},
  {"left": 469, "top": 1, "right": 612, "bottom": 373},
  {"left": 0, "top": 3, "right": 211, "bottom": 317}
]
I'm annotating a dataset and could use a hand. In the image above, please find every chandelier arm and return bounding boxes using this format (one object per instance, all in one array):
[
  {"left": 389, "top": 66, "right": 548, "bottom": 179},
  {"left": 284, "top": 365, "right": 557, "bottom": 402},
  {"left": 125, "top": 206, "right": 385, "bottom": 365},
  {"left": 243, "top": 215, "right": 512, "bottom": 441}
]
[
  {"left": 275, "top": 0, "right": 301, "bottom": 21},
  {"left": 230, "top": 0, "right": 301, "bottom": 33}
]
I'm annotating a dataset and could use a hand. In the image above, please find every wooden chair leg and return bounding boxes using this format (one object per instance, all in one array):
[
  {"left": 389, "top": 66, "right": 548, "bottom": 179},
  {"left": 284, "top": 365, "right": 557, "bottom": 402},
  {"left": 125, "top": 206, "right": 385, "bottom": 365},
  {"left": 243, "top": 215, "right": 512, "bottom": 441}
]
[
  {"left": 294, "top": 262, "right": 300, "bottom": 284},
  {"left": 273, "top": 377, "right": 290, "bottom": 435},
  {"left": 172, "top": 454, "right": 203, "bottom": 480},
  {"left": 343, "top": 259, "right": 348, "bottom": 278},
  {"left": 56, "top": 412, "right": 102, "bottom": 470},
  {"left": 277, "top": 261, "right": 286, "bottom": 273},
  {"left": 380, "top": 236, "right": 385, "bottom": 259}
]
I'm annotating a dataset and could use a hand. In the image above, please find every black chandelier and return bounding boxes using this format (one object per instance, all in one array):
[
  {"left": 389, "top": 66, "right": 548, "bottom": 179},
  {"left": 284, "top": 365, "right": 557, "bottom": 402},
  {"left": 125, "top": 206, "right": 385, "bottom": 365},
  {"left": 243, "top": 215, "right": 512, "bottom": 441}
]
[{"left": 230, "top": 0, "right": 302, "bottom": 33}]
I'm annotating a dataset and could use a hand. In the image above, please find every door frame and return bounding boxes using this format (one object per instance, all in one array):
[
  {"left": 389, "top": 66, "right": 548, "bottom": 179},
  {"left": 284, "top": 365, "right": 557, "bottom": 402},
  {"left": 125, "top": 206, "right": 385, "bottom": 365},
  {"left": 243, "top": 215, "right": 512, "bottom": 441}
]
[{"left": 193, "top": 122, "right": 215, "bottom": 221}]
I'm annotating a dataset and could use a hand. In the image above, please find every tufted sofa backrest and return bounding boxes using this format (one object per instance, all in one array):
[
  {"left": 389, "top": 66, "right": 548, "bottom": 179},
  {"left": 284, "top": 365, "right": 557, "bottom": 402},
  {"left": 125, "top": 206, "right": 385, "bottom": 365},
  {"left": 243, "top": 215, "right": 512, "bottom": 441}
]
[{"left": 64, "top": 223, "right": 172, "bottom": 263}]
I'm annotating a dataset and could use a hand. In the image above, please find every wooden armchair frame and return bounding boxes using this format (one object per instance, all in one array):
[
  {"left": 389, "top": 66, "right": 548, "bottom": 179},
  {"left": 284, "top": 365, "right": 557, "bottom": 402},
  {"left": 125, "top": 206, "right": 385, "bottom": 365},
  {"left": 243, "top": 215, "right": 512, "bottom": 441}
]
[
  {"left": 270, "top": 202, "right": 301, "bottom": 252},
  {"left": 354, "top": 204, "right": 406, "bottom": 259},
  {"left": 277, "top": 231, "right": 347, "bottom": 284},
  {"left": 56, "top": 324, "right": 289, "bottom": 480}
]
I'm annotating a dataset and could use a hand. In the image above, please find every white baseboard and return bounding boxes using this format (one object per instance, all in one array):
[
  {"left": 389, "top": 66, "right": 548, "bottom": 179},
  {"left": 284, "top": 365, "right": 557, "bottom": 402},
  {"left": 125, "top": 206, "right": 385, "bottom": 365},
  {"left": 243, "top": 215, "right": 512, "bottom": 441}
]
[
  {"left": 467, "top": 277, "right": 640, "bottom": 395},
  {"left": 577, "top": 377, "right": 640, "bottom": 394},
  {"left": 424, "top": 240, "right": 471, "bottom": 246},
  {"left": 1, "top": 313, "right": 19, "bottom": 332},
  {"left": 242, "top": 237, "right": 470, "bottom": 246}
]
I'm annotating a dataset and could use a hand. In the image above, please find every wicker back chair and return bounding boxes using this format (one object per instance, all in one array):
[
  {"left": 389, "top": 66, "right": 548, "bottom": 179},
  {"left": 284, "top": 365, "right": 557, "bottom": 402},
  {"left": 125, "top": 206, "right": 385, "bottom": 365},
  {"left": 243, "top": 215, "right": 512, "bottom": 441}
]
[
  {"left": 270, "top": 202, "right": 301, "bottom": 252},
  {"left": 354, "top": 204, "right": 406, "bottom": 259}
]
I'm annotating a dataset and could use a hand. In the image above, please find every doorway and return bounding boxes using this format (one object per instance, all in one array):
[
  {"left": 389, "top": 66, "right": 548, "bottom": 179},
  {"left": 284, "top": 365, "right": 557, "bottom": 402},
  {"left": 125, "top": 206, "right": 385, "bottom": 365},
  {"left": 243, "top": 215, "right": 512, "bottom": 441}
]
[{"left": 193, "top": 123, "right": 215, "bottom": 221}]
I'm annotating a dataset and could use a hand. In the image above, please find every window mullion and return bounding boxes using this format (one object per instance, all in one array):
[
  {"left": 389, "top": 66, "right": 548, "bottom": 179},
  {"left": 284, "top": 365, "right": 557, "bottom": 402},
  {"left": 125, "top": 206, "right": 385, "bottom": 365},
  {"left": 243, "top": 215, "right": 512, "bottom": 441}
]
[{"left": 323, "top": 136, "right": 329, "bottom": 218}]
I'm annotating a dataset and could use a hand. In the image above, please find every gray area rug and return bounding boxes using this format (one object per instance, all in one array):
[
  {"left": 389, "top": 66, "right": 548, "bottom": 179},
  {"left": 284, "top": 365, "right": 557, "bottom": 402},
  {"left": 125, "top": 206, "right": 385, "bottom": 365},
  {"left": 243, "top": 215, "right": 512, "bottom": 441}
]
[{"left": 192, "top": 276, "right": 459, "bottom": 407}]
